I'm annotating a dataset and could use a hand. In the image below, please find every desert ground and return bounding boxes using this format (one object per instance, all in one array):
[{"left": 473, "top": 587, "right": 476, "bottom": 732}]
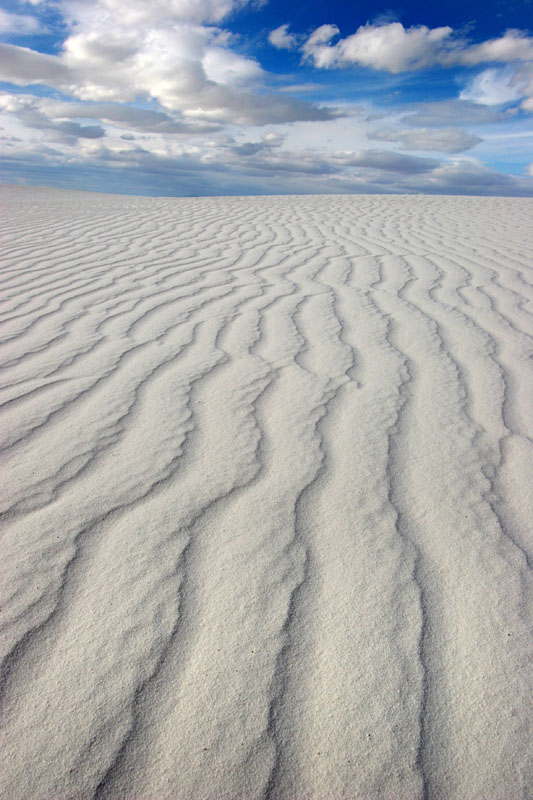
[{"left": 1, "top": 184, "right": 533, "bottom": 799}]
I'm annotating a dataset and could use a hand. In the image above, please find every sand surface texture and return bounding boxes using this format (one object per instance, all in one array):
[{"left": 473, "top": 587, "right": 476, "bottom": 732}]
[{"left": 1, "top": 186, "right": 533, "bottom": 800}]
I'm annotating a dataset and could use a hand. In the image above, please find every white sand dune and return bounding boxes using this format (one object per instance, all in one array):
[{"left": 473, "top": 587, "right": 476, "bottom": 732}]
[{"left": 1, "top": 184, "right": 533, "bottom": 800}]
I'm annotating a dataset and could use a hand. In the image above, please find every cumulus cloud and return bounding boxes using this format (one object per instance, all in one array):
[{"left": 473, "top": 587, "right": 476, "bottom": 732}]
[
  {"left": 369, "top": 127, "right": 483, "bottom": 153},
  {"left": 1, "top": 1, "right": 532, "bottom": 196},
  {"left": 268, "top": 24, "right": 298, "bottom": 50},
  {"left": 203, "top": 47, "right": 264, "bottom": 85},
  {"left": 0, "top": 0, "right": 333, "bottom": 126},
  {"left": 302, "top": 22, "right": 453, "bottom": 72},
  {"left": 2, "top": 116, "right": 532, "bottom": 196},
  {"left": 302, "top": 22, "right": 533, "bottom": 73}
]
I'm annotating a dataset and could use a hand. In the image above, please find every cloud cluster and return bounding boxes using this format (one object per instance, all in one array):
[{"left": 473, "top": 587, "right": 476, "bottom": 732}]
[
  {"left": 2, "top": 128, "right": 531, "bottom": 197},
  {"left": 0, "top": 1, "right": 532, "bottom": 196},
  {"left": 302, "top": 22, "right": 452, "bottom": 72},
  {"left": 296, "top": 20, "right": 533, "bottom": 114},
  {"left": 0, "top": 93, "right": 215, "bottom": 141},
  {"left": 301, "top": 21, "right": 533, "bottom": 74},
  {"left": 0, "top": 0, "right": 332, "bottom": 126}
]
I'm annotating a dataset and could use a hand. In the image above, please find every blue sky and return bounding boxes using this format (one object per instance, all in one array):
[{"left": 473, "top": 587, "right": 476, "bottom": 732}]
[{"left": 0, "top": 0, "right": 532, "bottom": 195}]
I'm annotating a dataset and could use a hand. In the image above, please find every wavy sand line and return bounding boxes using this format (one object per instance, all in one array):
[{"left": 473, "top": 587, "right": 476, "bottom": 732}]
[{"left": 1, "top": 186, "right": 532, "bottom": 800}]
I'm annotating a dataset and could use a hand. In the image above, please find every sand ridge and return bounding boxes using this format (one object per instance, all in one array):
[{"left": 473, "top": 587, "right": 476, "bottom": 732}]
[{"left": 1, "top": 186, "right": 533, "bottom": 799}]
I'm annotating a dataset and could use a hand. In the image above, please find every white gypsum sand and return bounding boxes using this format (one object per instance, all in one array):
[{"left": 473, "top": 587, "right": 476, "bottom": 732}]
[{"left": 0, "top": 184, "right": 532, "bottom": 799}]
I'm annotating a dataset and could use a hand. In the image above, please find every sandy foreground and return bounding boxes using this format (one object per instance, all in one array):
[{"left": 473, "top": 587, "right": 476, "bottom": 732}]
[{"left": 1, "top": 185, "right": 533, "bottom": 799}]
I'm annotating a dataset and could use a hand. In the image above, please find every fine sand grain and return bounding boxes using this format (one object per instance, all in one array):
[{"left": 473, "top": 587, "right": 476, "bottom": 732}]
[{"left": 1, "top": 185, "right": 533, "bottom": 799}]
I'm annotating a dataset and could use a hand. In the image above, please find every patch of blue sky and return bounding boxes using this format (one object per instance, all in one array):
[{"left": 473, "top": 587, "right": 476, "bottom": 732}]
[
  {"left": 474, "top": 124, "right": 533, "bottom": 173},
  {"left": 265, "top": 66, "right": 465, "bottom": 110},
  {"left": 1, "top": 0, "right": 66, "bottom": 53},
  {"left": 0, "top": 81, "right": 63, "bottom": 98}
]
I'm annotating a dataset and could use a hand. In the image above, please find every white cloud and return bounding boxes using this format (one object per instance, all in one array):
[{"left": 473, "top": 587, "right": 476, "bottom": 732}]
[
  {"left": 0, "top": 1, "right": 334, "bottom": 126},
  {"left": 302, "top": 22, "right": 533, "bottom": 74},
  {"left": 203, "top": 46, "right": 264, "bottom": 85},
  {"left": 301, "top": 24, "right": 340, "bottom": 67},
  {"left": 4, "top": 128, "right": 532, "bottom": 197},
  {"left": 1, "top": 2, "right": 532, "bottom": 196},
  {"left": 268, "top": 24, "right": 298, "bottom": 50},
  {"left": 302, "top": 22, "right": 453, "bottom": 72},
  {"left": 527, "top": 162, "right": 533, "bottom": 176},
  {"left": 457, "top": 30, "right": 533, "bottom": 65},
  {"left": 370, "top": 127, "right": 483, "bottom": 153},
  {"left": 0, "top": 10, "right": 42, "bottom": 35},
  {"left": 60, "top": 0, "right": 255, "bottom": 27},
  {"left": 460, "top": 67, "right": 529, "bottom": 105}
]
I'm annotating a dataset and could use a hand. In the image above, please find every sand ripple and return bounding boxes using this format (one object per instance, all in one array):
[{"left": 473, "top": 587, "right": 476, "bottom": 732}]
[{"left": 1, "top": 186, "right": 533, "bottom": 799}]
